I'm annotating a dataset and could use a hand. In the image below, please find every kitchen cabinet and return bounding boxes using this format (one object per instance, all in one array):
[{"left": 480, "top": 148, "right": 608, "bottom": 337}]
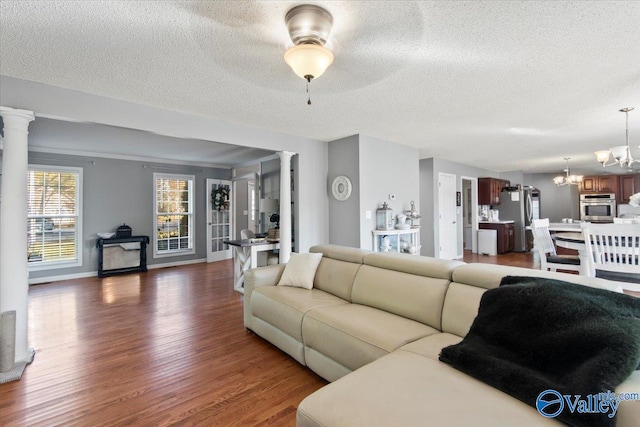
[
  {"left": 580, "top": 175, "right": 618, "bottom": 194},
  {"left": 479, "top": 178, "right": 510, "bottom": 206},
  {"left": 479, "top": 222, "right": 514, "bottom": 254},
  {"left": 618, "top": 174, "right": 640, "bottom": 204}
]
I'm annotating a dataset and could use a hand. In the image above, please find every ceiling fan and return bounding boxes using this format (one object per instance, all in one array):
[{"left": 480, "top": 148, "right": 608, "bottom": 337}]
[{"left": 184, "top": 2, "right": 424, "bottom": 97}]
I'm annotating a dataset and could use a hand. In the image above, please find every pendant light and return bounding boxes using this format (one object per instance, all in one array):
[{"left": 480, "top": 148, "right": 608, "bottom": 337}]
[{"left": 553, "top": 158, "right": 583, "bottom": 186}]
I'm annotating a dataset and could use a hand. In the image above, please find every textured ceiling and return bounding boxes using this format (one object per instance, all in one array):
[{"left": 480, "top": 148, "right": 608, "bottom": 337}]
[{"left": 1, "top": 1, "right": 639, "bottom": 173}]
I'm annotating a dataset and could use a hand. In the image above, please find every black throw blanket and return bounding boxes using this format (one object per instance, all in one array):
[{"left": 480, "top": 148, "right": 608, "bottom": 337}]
[{"left": 439, "top": 276, "right": 640, "bottom": 427}]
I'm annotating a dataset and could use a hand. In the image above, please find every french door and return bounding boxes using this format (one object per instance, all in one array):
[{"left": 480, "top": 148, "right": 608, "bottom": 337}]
[{"left": 206, "top": 179, "right": 233, "bottom": 262}]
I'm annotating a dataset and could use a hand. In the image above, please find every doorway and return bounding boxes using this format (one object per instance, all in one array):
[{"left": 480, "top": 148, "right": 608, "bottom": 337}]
[
  {"left": 206, "top": 179, "right": 233, "bottom": 262},
  {"left": 461, "top": 176, "right": 478, "bottom": 255}
]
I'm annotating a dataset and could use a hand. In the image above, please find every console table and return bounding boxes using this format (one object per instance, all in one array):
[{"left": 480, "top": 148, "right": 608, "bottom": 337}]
[
  {"left": 225, "top": 239, "right": 280, "bottom": 293},
  {"left": 372, "top": 229, "right": 420, "bottom": 255},
  {"left": 97, "top": 235, "right": 149, "bottom": 277}
]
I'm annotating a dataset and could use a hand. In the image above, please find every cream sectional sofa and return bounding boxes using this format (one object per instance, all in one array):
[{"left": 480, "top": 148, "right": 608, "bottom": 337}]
[{"left": 243, "top": 244, "right": 640, "bottom": 427}]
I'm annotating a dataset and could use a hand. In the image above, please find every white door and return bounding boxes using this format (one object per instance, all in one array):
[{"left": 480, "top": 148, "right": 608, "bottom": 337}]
[
  {"left": 438, "top": 173, "right": 458, "bottom": 259},
  {"left": 207, "top": 179, "right": 233, "bottom": 262}
]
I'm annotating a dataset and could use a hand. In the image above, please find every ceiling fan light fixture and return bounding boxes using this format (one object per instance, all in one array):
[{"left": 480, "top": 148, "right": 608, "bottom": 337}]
[
  {"left": 284, "top": 4, "right": 334, "bottom": 104},
  {"left": 285, "top": 4, "right": 333, "bottom": 47},
  {"left": 284, "top": 44, "right": 334, "bottom": 81},
  {"left": 594, "top": 107, "right": 636, "bottom": 168},
  {"left": 594, "top": 150, "right": 612, "bottom": 165}
]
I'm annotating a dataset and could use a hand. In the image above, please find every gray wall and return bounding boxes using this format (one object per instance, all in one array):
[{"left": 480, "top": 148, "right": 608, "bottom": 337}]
[
  {"left": 26, "top": 151, "right": 229, "bottom": 280},
  {"left": 234, "top": 180, "right": 249, "bottom": 238},
  {"left": 524, "top": 173, "right": 580, "bottom": 221},
  {"left": 260, "top": 158, "right": 281, "bottom": 233},
  {"left": 500, "top": 170, "right": 524, "bottom": 186},
  {"left": 328, "top": 135, "right": 360, "bottom": 247},
  {"left": 358, "top": 135, "right": 419, "bottom": 250},
  {"left": 327, "top": 134, "right": 419, "bottom": 250},
  {"left": 232, "top": 163, "right": 260, "bottom": 238},
  {"left": 1, "top": 76, "right": 330, "bottom": 254}
]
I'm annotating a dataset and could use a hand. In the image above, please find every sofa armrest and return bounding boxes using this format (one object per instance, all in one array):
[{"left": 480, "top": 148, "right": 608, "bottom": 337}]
[
  {"left": 616, "top": 370, "right": 640, "bottom": 427},
  {"left": 243, "top": 264, "right": 286, "bottom": 328}
]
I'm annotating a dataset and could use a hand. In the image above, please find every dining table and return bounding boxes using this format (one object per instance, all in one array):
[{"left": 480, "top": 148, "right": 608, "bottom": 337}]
[{"left": 224, "top": 238, "right": 280, "bottom": 293}]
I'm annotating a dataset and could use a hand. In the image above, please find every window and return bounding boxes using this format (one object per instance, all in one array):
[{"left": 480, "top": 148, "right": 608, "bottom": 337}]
[
  {"left": 154, "top": 173, "right": 195, "bottom": 257},
  {"left": 27, "top": 165, "right": 83, "bottom": 270}
]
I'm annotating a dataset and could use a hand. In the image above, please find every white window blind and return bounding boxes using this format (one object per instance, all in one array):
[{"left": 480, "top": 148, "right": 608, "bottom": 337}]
[
  {"left": 27, "top": 166, "right": 82, "bottom": 269},
  {"left": 154, "top": 173, "right": 195, "bottom": 257}
]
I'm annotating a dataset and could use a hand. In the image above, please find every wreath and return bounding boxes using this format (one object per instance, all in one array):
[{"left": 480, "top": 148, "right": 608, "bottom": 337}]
[{"left": 212, "top": 185, "right": 230, "bottom": 211}]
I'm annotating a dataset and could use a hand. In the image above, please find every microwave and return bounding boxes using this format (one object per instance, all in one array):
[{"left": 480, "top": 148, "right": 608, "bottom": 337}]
[{"left": 579, "top": 193, "right": 616, "bottom": 222}]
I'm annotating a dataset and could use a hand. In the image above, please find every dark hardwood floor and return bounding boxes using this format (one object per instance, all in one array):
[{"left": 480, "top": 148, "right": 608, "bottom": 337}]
[
  {"left": 1, "top": 250, "right": 635, "bottom": 426},
  {"left": 0, "top": 260, "right": 326, "bottom": 426},
  {"left": 462, "top": 249, "right": 541, "bottom": 269}
]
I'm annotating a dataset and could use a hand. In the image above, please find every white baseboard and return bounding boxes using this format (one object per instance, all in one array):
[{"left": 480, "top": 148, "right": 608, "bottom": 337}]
[
  {"left": 29, "top": 271, "right": 97, "bottom": 285},
  {"left": 29, "top": 258, "right": 207, "bottom": 284},
  {"left": 147, "top": 258, "right": 207, "bottom": 269}
]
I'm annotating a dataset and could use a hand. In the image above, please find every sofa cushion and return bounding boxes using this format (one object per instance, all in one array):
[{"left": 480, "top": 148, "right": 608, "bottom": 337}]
[
  {"left": 277, "top": 252, "right": 323, "bottom": 289},
  {"left": 399, "top": 332, "right": 462, "bottom": 361},
  {"left": 452, "top": 263, "right": 624, "bottom": 293},
  {"left": 310, "top": 244, "right": 370, "bottom": 264},
  {"left": 302, "top": 304, "right": 438, "bottom": 372},
  {"left": 363, "top": 252, "right": 463, "bottom": 279},
  {"left": 441, "top": 282, "right": 487, "bottom": 337},
  {"left": 313, "top": 257, "right": 362, "bottom": 301},
  {"left": 351, "top": 264, "right": 449, "bottom": 328},
  {"left": 251, "top": 286, "right": 348, "bottom": 342},
  {"left": 297, "top": 351, "right": 560, "bottom": 427}
]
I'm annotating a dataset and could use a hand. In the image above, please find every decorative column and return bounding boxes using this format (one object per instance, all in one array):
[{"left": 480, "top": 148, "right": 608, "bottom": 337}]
[
  {"left": 278, "top": 151, "right": 295, "bottom": 263},
  {"left": 0, "top": 107, "right": 35, "bottom": 365}
]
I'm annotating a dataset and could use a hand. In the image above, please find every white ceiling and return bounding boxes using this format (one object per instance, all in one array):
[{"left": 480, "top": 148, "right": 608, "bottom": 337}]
[{"left": 1, "top": 1, "right": 639, "bottom": 173}]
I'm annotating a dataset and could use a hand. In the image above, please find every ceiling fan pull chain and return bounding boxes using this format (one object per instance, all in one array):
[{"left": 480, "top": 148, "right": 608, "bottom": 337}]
[{"left": 306, "top": 79, "right": 312, "bottom": 105}]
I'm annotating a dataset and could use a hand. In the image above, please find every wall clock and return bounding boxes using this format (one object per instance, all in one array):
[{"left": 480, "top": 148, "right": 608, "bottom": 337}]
[{"left": 331, "top": 175, "right": 352, "bottom": 201}]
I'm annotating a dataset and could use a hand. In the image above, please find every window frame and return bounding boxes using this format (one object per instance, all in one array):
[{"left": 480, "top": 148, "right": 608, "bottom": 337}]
[
  {"left": 27, "top": 164, "right": 83, "bottom": 271},
  {"left": 153, "top": 173, "right": 196, "bottom": 258}
]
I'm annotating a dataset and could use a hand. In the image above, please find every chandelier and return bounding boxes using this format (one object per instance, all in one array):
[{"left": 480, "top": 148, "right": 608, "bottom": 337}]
[
  {"left": 283, "top": 5, "right": 334, "bottom": 105},
  {"left": 594, "top": 107, "right": 636, "bottom": 168},
  {"left": 553, "top": 157, "right": 583, "bottom": 186}
]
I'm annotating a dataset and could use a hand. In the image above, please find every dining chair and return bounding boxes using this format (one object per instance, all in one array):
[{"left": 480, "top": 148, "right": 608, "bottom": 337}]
[
  {"left": 580, "top": 223, "right": 640, "bottom": 283},
  {"left": 240, "top": 229, "right": 279, "bottom": 266},
  {"left": 531, "top": 218, "right": 581, "bottom": 272}
]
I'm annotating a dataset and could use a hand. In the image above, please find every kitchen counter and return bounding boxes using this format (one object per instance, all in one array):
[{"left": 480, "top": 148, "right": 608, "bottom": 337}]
[
  {"left": 479, "top": 221, "right": 515, "bottom": 253},
  {"left": 548, "top": 222, "right": 582, "bottom": 232}
]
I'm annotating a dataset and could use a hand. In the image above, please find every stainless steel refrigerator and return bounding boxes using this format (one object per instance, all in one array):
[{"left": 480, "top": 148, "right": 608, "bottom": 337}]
[{"left": 497, "top": 186, "right": 540, "bottom": 252}]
